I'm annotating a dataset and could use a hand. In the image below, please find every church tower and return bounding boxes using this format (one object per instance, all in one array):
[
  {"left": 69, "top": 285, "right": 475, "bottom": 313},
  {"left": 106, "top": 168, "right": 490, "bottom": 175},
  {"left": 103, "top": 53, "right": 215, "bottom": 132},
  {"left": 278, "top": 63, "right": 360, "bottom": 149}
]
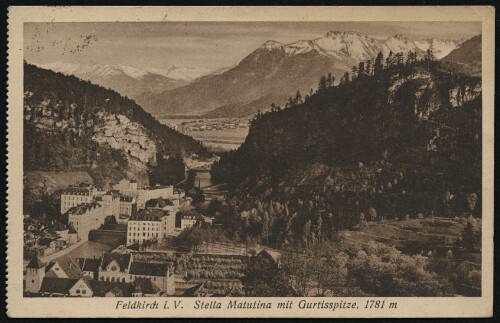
[{"left": 25, "top": 255, "right": 46, "bottom": 294}]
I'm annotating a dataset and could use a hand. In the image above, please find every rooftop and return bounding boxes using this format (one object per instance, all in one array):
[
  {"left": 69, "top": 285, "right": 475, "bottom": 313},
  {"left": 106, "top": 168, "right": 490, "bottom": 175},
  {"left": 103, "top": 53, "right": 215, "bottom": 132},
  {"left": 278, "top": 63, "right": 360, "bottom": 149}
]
[
  {"left": 39, "top": 277, "right": 78, "bottom": 295},
  {"left": 88, "top": 280, "right": 134, "bottom": 297},
  {"left": 61, "top": 187, "right": 93, "bottom": 196},
  {"left": 67, "top": 201, "right": 102, "bottom": 216},
  {"left": 133, "top": 277, "right": 160, "bottom": 295},
  {"left": 129, "top": 209, "right": 168, "bottom": 222},
  {"left": 26, "top": 255, "right": 45, "bottom": 269},
  {"left": 100, "top": 252, "right": 132, "bottom": 272},
  {"left": 129, "top": 261, "right": 170, "bottom": 277},
  {"left": 77, "top": 257, "right": 101, "bottom": 273}
]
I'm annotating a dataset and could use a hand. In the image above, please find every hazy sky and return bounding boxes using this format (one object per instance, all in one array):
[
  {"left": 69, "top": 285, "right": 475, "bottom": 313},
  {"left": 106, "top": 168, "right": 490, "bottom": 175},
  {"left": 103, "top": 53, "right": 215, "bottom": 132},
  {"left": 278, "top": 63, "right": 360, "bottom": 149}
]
[{"left": 24, "top": 21, "right": 481, "bottom": 71}]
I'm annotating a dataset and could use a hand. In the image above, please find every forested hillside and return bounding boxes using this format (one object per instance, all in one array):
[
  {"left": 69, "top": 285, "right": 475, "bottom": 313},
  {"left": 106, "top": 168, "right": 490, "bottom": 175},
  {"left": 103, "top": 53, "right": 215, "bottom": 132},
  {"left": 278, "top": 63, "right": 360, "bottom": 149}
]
[
  {"left": 212, "top": 53, "right": 481, "bottom": 248},
  {"left": 24, "top": 62, "right": 211, "bottom": 189}
]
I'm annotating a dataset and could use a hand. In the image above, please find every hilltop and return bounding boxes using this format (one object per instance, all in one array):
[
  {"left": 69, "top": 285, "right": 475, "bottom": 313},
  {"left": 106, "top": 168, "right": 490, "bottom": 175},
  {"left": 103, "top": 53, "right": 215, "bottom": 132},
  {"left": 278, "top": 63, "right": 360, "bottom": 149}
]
[
  {"left": 211, "top": 55, "right": 481, "bottom": 248},
  {"left": 24, "top": 62, "right": 212, "bottom": 190}
]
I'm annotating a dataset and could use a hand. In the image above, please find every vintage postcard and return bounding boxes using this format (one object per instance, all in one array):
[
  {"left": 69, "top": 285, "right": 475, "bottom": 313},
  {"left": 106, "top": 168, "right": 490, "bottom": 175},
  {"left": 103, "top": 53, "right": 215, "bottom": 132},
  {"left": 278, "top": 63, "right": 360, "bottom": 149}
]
[{"left": 6, "top": 6, "right": 494, "bottom": 318}]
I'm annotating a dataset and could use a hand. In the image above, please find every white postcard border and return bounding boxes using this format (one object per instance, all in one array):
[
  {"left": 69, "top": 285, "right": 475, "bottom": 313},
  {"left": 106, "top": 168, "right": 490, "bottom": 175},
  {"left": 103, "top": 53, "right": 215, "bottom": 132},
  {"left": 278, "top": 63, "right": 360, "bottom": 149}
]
[{"left": 7, "top": 6, "right": 495, "bottom": 318}]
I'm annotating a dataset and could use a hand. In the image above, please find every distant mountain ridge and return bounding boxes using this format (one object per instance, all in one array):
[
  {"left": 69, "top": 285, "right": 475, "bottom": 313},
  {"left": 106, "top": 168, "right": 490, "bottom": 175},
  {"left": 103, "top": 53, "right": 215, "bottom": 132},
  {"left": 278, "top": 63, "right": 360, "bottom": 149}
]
[
  {"left": 138, "top": 31, "right": 467, "bottom": 118},
  {"left": 31, "top": 61, "right": 213, "bottom": 103},
  {"left": 442, "top": 35, "right": 481, "bottom": 77}
]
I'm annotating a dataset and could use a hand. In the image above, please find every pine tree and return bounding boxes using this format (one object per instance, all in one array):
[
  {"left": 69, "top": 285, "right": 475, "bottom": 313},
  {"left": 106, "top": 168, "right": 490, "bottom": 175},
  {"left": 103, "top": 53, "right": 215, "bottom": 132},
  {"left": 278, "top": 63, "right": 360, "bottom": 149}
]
[
  {"left": 340, "top": 72, "right": 350, "bottom": 85},
  {"left": 351, "top": 66, "right": 358, "bottom": 78},
  {"left": 374, "top": 51, "right": 384, "bottom": 74},
  {"left": 303, "top": 219, "right": 311, "bottom": 248},
  {"left": 294, "top": 91, "right": 302, "bottom": 105},
  {"left": 386, "top": 50, "right": 394, "bottom": 67},
  {"left": 462, "top": 220, "right": 476, "bottom": 252},
  {"left": 316, "top": 215, "right": 323, "bottom": 243},
  {"left": 327, "top": 72, "right": 333, "bottom": 87},
  {"left": 366, "top": 59, "right": 372, "bottom": 75},
  {"left": 318, "top": 75, "right": 328, "bottom": 93},
  {"left": 358, "top": 62, "right": 365, "bottom": 75}
]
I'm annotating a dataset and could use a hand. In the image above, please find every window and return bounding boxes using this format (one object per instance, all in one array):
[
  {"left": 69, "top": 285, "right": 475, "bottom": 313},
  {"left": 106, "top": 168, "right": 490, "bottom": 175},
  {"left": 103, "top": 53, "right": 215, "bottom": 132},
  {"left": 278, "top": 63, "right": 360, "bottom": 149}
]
[
  {"left": 76, "top": 289, "right": 80, "bottom": 293},
  {"left": 82, "top": 290, "right": 86, "bottom": 294},
  {"left": 31, "top": 279, "right": 35, "bottom": 283}
]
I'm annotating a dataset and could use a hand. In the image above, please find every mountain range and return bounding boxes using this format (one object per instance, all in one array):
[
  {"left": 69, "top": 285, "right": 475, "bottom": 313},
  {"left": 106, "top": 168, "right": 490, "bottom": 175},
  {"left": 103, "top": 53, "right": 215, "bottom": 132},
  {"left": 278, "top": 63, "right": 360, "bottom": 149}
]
[
  {"left": 35, "top": 31, "right": 477, "bottom": 119},
  {"left": 31, "top": 61, "right": 213, "bottom": 103},
  {"left": 135, "top": 31, "right": 468, "bottom": 118}
]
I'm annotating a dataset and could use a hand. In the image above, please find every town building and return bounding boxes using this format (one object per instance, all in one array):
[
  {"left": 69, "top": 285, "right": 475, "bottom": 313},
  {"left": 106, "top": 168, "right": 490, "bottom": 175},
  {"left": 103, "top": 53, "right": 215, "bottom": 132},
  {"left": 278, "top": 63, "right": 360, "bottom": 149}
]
[
  {"left": 180, "top": 214, "right": 200, "bottom": 230},
  {"left": 127, "top": 209, "right": 175, "bottom": 246},
  {"left": 60, "top": 186, "right": 97, "bottom": 214},
  {"left": 118, "top": 195, "right": 137, "bottom": 223},
  {"left": 25, "top": 252, "right": 175, "bottom": 297},
  {"left": 97, "top": 252, "right": 175, "bottom": 295},
  {"left": 25, "top": 255, "right": 46, "bottom": 293},
  {"left": 115, "top": 179, "right": 175, "bottom": 210},
  {"left": 101, "top": 192, "right": 121, "bottom": 218},
  {"left": 67, "top": 202, "right": 105, "bottom": 242}
]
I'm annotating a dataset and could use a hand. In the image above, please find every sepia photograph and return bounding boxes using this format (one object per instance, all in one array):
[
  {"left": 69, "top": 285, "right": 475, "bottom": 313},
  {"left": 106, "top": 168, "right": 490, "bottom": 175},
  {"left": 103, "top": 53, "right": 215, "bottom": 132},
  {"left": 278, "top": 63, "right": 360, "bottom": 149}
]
[{"left": 6, "top": 5, "right": 494, "bottom": 318}]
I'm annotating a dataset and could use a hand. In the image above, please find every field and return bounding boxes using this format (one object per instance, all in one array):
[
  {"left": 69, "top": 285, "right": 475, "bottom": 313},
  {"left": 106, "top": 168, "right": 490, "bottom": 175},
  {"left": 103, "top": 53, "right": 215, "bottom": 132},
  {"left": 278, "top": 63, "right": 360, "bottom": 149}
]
[
  {"left": 160, "top": 118, "right": 249, "bottom": 151},
  {"left": 333, "top": 217, "right": 481, "bottom": 268}
]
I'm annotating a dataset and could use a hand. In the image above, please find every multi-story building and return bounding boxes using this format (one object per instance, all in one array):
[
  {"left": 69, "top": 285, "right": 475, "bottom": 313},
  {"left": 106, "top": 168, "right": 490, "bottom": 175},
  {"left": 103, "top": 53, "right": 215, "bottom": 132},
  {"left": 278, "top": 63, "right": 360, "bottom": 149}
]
[
  {"left": 67, "top": 202, "right": 105, "bottom": 242},
  {"left": 101, "top": 192, "right": 121, "bottom": 218},
  {"left": 97, "top": 252, "right": 175, "bottom": 294},
  {"left": 135, "top": 186, "right": 175, "bottom": 210},
  {"left": 118, "top": 195, "right": 137, "bottom": 223},
  {"left": 180, "top": 214, "right": 200, "bottom": 230},
  {"left": 116, "top": 180, "right": 175, "bottom": 210},
  {"left": 60, "top": 187, "right": 97, "bottom": 214},
  {"left": 127, "top": 209, "right": 175, "bottom": 246}
]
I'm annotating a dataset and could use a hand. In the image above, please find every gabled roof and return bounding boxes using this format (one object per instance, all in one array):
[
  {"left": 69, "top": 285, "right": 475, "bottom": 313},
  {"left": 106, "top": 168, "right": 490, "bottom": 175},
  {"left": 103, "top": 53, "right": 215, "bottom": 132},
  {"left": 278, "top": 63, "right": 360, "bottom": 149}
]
[
  {"left": 180, "top": 283, "right": 204, "bottom": 297},
  {"left": 68, "top": 223, "right": 77, "bottom": 234},
  {"left": 39, "top": 277, "right": 78, "bottom": 295},
  {"left": 133, "top": 277, "right": 160, "bottom": 295},
  {"left": 56, "top": 256, "right": 84, "bottom": 279},
  {"left": 66, "top": 201, "right": 102, "bottom": 216},
  {"left": 88, "top": 280, "right": 134, "bottom": 297},
  {"left": 77, "top": 257, "right": 101, "bottom": 273},
  {"left": 108, "top": 285, "right": 124, "bottom": 297},
  {"left": 258, "top": 249, "right": 282, "bottom": 264},
  {"left": 101, "top": 252, "right": 132, "bottom": 272},
  {"left": 26, "top": 255, "right": 45, "bottom": 269},
  {"left": 129, "top": 261, "right": 170, "bottom": 277}
]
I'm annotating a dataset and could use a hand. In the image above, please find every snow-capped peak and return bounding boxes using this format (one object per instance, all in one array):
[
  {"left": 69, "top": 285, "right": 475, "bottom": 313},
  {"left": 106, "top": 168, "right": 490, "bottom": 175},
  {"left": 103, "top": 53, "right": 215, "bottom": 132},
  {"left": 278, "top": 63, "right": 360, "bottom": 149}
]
[
  {"left": 260, "top": 40, "right": 284, "bottom": 50},
  {"left": 413, "top": 38, "right": 465, "bottom": 59},
  {"left": 31, "top": 61, "right": 212, "bottom": 82},
  {"left": 253, "top": 30, "right": 465, "bottom": 64}
]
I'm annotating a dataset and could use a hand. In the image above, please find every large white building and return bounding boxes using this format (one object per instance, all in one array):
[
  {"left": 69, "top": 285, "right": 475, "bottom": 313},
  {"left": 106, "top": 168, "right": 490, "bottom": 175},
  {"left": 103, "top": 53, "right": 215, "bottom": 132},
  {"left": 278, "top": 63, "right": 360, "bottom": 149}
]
[
  {"left": 60, "top": 186, "right": 97, "bottom": 214},
  {"left": 127, "top": 209, "right": 175, "bottom": 246},
  {"left": 101, "top": 192, "right": 121, "bottom": 217},
  {"left": 67, "top": 202, "right": 105, "bottom": 242},
  {"left": 115, "top": 180, "right": 175, "bottom": 210}
]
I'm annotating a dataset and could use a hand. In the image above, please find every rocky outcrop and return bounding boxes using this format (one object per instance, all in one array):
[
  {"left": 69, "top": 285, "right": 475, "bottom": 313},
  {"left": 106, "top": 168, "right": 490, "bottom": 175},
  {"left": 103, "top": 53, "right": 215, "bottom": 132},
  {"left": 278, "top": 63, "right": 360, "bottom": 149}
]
[
  {"left": 92, "top": 113, "right": 157, "bottom": 165},
  {"left": 449, "top": 82, "right": 482, "bottom": 108}
]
